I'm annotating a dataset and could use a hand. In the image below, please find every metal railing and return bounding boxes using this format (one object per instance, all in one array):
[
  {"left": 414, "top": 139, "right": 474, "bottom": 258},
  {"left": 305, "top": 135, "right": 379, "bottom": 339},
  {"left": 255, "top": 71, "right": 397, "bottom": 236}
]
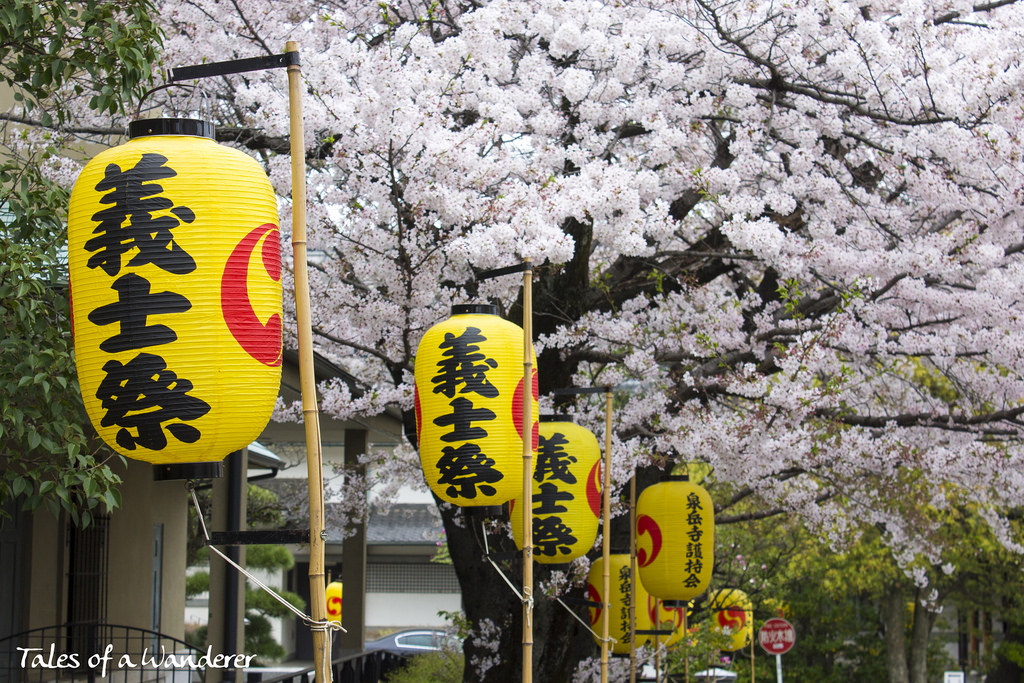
[
  {"left": 249, "top": 650, "right": 407, "bottom": 683},
  {"left": 0, "top": 622, "right": 204, "bottom": 683}
]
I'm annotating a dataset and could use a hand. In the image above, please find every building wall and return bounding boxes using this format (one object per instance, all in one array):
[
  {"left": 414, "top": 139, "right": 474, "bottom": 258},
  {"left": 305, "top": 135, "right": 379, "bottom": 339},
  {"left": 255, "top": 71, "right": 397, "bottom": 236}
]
[
  {"left": 21, "top": 459, "right": 187, "bottom": 639},
  {"left": 364, "top": 593, "right": 461, "bottom": 631},
  {"left": 105, "top": 459, "right": 187, "bottom": 639}
]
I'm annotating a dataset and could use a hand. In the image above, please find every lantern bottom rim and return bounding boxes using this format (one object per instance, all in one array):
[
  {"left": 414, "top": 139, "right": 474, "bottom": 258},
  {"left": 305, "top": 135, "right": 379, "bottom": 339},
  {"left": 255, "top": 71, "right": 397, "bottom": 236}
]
[
  {"left": 461, "top": 504, "right": 505, "bottom": 518},
  {"left": 153, "top": 461, "right": 224, "bottom": 481},
  {"left": 661, "top": 599, "right": 691, "bottom": 608}
]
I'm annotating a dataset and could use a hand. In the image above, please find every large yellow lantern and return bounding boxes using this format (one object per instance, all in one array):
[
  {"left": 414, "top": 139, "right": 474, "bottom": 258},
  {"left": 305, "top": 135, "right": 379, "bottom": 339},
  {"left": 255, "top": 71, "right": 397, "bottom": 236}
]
[
  {"left": 68, "top": 119, "right": 282, "bottom": 475},
  {"left": 709, "top": 588, "right": 753, "bottom": 651},
  {"left": 325, "top": 581, "right": 343, "bottom": 620},
  {"left": 587, "top": 554, "right": 653, "bottom": 655},
  {"left": 636, "top": 477, "right": 714, "bottom": 602},
  {"left": 510, "top": 418, "right": 601, "bottom": 562},
  {"left": 414, "top": 304, "right": 539, "bottom": 508}
]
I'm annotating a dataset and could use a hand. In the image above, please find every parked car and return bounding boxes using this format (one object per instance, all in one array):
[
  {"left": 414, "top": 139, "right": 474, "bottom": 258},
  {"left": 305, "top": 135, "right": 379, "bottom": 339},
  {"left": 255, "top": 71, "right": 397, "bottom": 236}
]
[{"left": 364, "top": 629, "right": 459, "bottom": 656}]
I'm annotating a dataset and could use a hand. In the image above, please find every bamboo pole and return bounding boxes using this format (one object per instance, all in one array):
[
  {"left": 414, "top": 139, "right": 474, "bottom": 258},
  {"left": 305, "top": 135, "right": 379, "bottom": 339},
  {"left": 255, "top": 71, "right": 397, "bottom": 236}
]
[
  {"left": 629, "top": 474, "right": 637, "bottom": 683},
  {"left": 684, "top": 610, "right": 690, "bottom": 683},
  {"left": 286, "top": 41, "right": 331, "bottom": 683},
  {"left": 655, "top": 599, "right": 662, "bottom": 683},
  {"left": 522, "top": 260, "right": 534, "bottom": 683},
  {"left": 601, "top": 389, "right": 613, "bottom": 683},
  {"left": 751, "top": 627, "right": 755, "bottom": 683}
]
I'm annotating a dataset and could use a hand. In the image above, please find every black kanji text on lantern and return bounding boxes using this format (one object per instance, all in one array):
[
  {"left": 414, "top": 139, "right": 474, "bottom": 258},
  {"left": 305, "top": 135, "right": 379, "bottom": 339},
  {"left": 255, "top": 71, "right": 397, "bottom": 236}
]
[
  {"left": 86, "top": 153, "right": 209, "bottom": 451},
  {"left": 430, "top": 327, "right": 504, "bottom": 499}
]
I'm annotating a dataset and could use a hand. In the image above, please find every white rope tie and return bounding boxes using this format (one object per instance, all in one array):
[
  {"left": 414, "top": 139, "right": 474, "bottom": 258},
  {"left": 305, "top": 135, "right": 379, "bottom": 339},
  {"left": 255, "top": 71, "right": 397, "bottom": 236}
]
[
  {"left": 188, "top": 485, "right": 346, "bottom": 636},
  {"left": 479, "top": 520, "right": 535, "bottom": 624},
  {"left": 553, "top": 596, "right": 617, "bottom": 644}
]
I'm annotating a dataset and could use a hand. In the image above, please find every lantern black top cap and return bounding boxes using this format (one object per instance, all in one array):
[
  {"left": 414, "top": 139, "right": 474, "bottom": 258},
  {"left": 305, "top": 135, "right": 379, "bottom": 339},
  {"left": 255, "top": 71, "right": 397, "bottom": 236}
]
[
  {"left": 129, "top": 118, "right": 216, "bottom": 140},
  {"left": 452, "top": 304, "right": 499, "bottom": 316}
]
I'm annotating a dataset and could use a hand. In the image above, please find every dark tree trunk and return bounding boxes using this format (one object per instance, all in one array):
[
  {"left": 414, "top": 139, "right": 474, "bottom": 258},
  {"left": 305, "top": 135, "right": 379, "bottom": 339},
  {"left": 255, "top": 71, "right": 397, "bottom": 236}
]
[
  {"left": 438, "top": 461, "right": 668, "bottom": 682},
  {"left": 907, "top": 591, "right": 936, "bottom": 683},
  {"left": 438, "top": 500, "right": 598, "bottom": 682},
  {"left": 882, "top": 582, "right": 910, "bottom": 683}
]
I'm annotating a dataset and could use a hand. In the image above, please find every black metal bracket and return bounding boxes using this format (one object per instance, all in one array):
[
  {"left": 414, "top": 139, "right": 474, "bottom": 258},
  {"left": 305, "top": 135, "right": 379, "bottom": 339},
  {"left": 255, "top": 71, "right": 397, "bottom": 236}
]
[
  {"left": 635, "top": 629, "right": 676, "bottom": 636},
  {"left": 476, "top": 262, "right": 532, "bottom": 281},
  {"left": 207, "top": 529, "right": 311, "bottom": 546},
  {"left": 559, "top": 595, "right": 603, "bottom": 609},
  {"left": 167, "top": 52, "right": 300, "bottom": 82}
]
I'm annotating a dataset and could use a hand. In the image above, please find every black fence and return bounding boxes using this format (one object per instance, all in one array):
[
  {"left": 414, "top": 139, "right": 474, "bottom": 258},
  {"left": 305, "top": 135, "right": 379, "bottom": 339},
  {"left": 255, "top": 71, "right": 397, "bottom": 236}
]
[
  {"left": 1, "top": 624, "right": 408, "bottom": 683},
  {"left": 0, "top": 622, "right": 204, "bottom": 683},
  {"left": 251, "top": 650, "right": 407, "bottom": 683}
]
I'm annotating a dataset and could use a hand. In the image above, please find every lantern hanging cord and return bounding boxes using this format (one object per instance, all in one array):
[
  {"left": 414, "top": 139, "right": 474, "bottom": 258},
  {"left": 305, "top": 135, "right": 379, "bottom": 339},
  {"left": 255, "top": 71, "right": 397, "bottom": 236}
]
[
  {"left": 187, "top": 482, "right": 346, "bottom": 635},
  {"left": 476, "top": 520, "right": 534, "bottom": 619},
  {"left": 553, "top": 596, "right": 617, "bottom": 645},
  {"left": 133, "top": 83, "right": 213, "bottom": 124}
]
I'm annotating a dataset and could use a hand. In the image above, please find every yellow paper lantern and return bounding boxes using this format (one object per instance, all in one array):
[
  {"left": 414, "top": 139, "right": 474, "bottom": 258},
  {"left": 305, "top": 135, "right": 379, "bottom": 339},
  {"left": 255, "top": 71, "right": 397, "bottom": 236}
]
[
  {"left": 325, "top": 581, "right": 343, "bottom": 620},
  {"left": 709, "top": 588, "right": 753, "bottom": 651},
  {"left": 636, "top": 478, "right": 714, "bottom": 602},
  {"left": 414, "top": 304, "right": 539, "bottom": 508},
  {"left": 510, "top": 419, "right": 601, "bottom": 562},
  {"left": 68, "top": 119, "right": 282, "bottom": 473},
  {"left": 587, "top": 554, "right": 653, "bottom": 655}
]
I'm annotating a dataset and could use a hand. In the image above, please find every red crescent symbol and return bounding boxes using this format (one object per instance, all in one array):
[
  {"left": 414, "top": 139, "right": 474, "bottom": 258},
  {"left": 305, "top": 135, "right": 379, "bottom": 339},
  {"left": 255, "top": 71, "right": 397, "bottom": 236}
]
[
  {"left": 636, "top": 514, "right": 662, "bottom": 567},
  {"left": 588, "top": 583, "right": 603, "bottom": 626},
  {"left": 717, "top": 608, "right": 746, "bottom": 631},
  {"left": 327, "top": 596, "right": 342, "bottom": 618},
  {"left": 512, "top": 369, "right": 540, "bottom": 450},
  {"left": 221, "top": 223, "right": 282, "bottom": 366},
  {"left": 586, "top": 461, "right": 602, "bottom": 518}
]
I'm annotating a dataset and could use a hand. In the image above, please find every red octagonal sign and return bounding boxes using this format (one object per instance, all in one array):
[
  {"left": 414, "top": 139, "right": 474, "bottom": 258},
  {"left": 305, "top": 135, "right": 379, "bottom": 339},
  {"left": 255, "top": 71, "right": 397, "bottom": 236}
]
[{"left": 759, "top": 617, "right": 796, "bottom": 655}]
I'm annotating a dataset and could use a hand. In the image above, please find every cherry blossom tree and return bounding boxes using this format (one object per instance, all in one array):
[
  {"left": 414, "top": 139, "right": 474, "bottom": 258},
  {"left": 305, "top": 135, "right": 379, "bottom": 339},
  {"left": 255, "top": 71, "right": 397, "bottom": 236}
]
[{"left": 50, "top": 0, "right": 1024, "bottom": 679}]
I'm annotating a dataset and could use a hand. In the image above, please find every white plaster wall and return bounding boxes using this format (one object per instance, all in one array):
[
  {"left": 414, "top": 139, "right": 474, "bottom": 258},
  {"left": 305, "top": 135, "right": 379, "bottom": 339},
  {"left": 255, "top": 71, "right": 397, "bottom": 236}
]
[{"left": 364, "top": 592, "right": 462, "bottom": 629}]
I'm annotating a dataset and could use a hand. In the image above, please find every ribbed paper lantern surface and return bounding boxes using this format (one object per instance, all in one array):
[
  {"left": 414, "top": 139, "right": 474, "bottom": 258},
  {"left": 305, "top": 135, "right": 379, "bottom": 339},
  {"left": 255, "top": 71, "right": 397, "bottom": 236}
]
[
  {"left": 636, "top": 479, "right": 714, "bottom": 602},
  {"left": 68, "top": 119, "right": 282, "bottom": 466},
  {"left": 510, "top": 419, "right": 601, "bottom": 562},
  {"left": 325, "top": 581, "right": 343, "bottom": 620},
  {"left": 709, "top": 588, "right": 753, "bottom": 651},
  {"left": 414, "top": 304, "right": 539, "bottom": 507},
  {"left": 587, "top": 554, "right": 653, "bottom": 655}
]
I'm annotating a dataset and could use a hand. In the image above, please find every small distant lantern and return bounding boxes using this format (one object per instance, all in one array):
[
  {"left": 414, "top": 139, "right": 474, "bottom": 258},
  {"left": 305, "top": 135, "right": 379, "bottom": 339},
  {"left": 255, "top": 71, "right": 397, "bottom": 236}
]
[
  {"left": 414, "top": 304, "right": 539, "bottom": 508},
  {"left": 709, "top": 588, "right": 753, "bottom": 652},
  {"left": 68, "top": 118, "right": 282, "bottom": 476},
  {"left": 646, "top": 596, "right": 689, "bottom": 648},
  {"left": 510, "top": 418, "right": 601, "bottom": 562},
  {"left": 636, "top": 477, "right": 714, "bottom": 602},
  {"left": 325, "top": 581, "right": 343, "bottom": 620},
  {"left": 587, "top": 553, "right": 653, "bottom": 655}
]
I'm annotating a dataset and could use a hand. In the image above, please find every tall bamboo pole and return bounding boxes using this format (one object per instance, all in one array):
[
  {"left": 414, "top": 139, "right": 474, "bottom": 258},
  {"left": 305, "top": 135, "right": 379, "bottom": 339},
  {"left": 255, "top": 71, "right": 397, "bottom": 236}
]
[
  {"left": 751, "top": 629, "right": 756, "bottom": 683},
  {"left": 629, "top": 475, "right": 637, "bottom": 683},
  {"left": 684, "top": 610, "right": 690, "bottom": 683},
  {"left": 522, "top": 260, "right": 534, "bottom": 683},
  {"left": 654, "top": 599, "right": 662, "bottom": 683},
  {"left": 601, "top": 389, "right": 613, "bottom": 683},
  {"left": 286, "top": 41, "right": 331, "bottom": 683}
]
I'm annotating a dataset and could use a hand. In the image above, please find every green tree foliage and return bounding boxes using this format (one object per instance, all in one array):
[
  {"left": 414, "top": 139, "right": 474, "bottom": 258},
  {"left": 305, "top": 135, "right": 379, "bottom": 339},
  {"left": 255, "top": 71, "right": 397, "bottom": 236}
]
[
  {"left": 0, "top": 0, "right": 162, "bottom": 525},
  {"left": 185, "top": 544, "right": 305, "bottom": 664},
  {"left": 384, "top": 649, "right": 464, "bottom": 683},
  {"left": 0, "top": 0, "right": 161, "bottom": 124}
]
